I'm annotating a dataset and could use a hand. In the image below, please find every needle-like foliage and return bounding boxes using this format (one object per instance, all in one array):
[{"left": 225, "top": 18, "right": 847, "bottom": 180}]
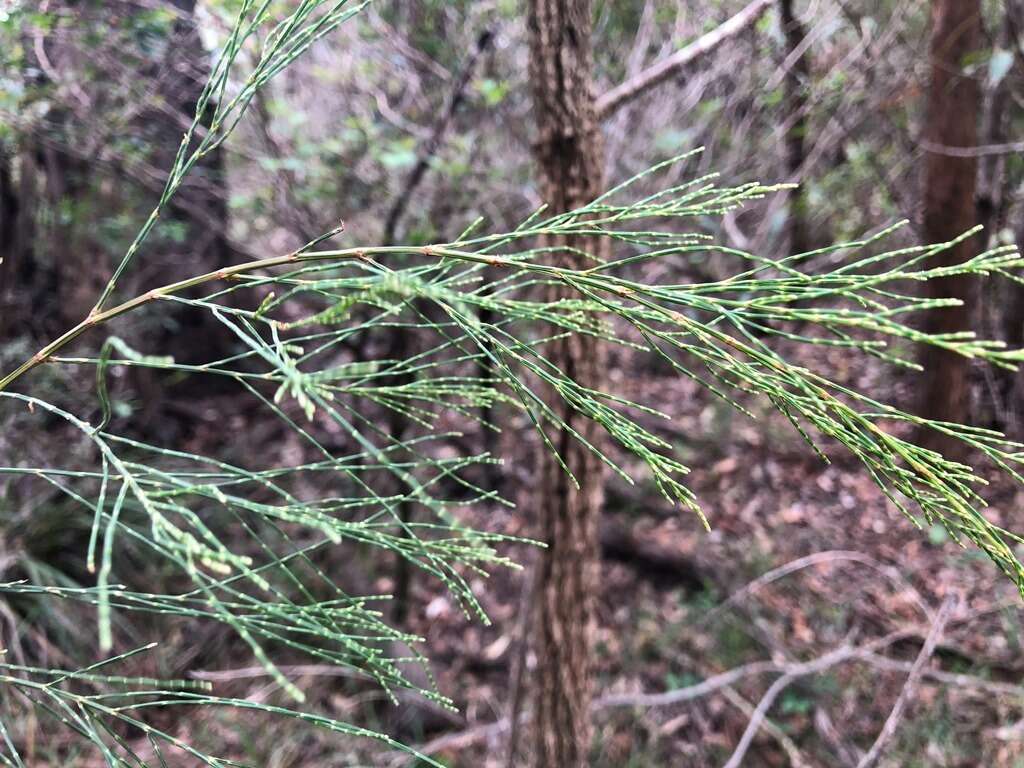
[{"left": 3, "top": 2, "right": 1024, "bottom": 765}]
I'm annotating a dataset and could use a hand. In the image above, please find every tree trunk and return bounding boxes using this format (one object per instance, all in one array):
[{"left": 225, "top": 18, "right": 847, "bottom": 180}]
[
  {"left": 919, "top": 0, "right": 981, "bottom": 455},
  {"left": 980, "top": 5, "right": 1024, "bottom": 436},
  {"left": 525, "top": 1, "right": 607, "bottom": 766},
  {"left": 781, "top": 0, "right": 812, "bottom": 255},
  {"left": 1006, "top": 208, "right": 1024, "bottom": 436},
  {"left": 0, "top": 147, "right": 28, "bottom": 342}
]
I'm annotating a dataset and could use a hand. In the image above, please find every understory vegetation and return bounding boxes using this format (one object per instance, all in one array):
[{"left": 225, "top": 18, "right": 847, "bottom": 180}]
[{"left": 2, "top": 1, "right": 1024, "bottom": 766}]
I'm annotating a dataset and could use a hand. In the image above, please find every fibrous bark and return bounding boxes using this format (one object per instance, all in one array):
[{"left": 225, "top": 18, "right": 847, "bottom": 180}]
[
  {"left": 525, "top": 1, "right": 607, "bottom": 765},
  {"left": 919, "top": 0, "right": 982, "bottom": 455},
  {"left": 781, "top": 0, "right": 812, "bottom": 255}
]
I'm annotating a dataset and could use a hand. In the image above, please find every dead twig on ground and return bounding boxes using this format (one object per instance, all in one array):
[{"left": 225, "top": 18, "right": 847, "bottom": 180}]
[{"left": 855, "top": 596, "right": 956, "bottom": 768}]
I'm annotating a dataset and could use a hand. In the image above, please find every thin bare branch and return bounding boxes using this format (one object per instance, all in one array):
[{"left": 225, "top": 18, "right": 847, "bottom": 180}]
[
  {"left": 920, "top": 139, "right": 1024, "bottom": 157},
  {"left": 382, "top": 28, "right": 495, "bottom": 245},
  {"left": 595, "top": 0, "right": 775, "bottom": 120},
  {"left": 856, "top": 596, "right": 956, "bottom": 768},
  {"left": 701, "top": 550, "right": 933, "bottom": 627}
]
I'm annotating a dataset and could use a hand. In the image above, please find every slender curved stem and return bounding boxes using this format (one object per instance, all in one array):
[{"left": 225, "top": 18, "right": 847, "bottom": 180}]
[
  {"left": 0, "top": 243, "right": 525, "bottom": 393},
  {"left": 0, "top": 248, "right": 353, "bottom": 392}
]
